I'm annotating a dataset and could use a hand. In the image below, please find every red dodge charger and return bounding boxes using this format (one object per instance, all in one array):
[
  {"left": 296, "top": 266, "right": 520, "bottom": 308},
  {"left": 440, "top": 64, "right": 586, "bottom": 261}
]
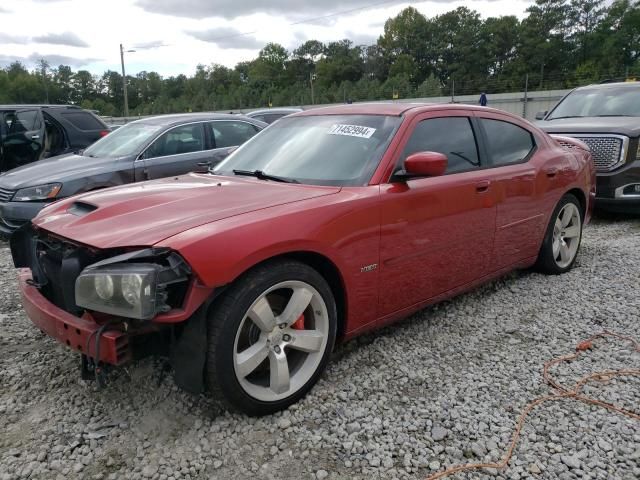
[{"left": 11, "top": 103, "right": 595, "bottom": 415}]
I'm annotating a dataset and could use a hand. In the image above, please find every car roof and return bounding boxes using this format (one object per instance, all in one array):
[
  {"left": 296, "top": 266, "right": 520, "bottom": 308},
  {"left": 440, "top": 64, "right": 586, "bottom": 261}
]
[
  {"left": 131, "top": 113, "right": 262, "bottom": 127},
  {"left": 293, "top": 102, "right": 509, "bottom": 117},
  {"left": 247, "top": 108, "right": 303, "bottom": 116},
  {"left": 575, "top": 81, "right": 640, "bottom": 91},
  {"left": 0, "top": 104, "right": 84, "bottom": 110}
]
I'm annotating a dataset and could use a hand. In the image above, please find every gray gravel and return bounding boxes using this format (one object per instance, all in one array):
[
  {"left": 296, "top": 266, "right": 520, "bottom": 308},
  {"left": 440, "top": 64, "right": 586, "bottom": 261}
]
[{"left": 1, "top": 215, "right": 639, "bottom": 480}]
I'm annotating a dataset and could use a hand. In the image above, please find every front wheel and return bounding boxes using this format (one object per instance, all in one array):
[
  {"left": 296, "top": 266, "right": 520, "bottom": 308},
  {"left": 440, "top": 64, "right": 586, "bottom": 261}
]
[
  {"left": 206, "top": 260, "right": 337, "bottom": 416},
  {"left": 535, "top": 193, "right": 583, "bottom": 274}
]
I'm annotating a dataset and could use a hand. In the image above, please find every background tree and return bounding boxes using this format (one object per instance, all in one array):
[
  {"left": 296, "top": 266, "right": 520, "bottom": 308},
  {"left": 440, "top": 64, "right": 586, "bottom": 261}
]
[{"left": 0, "top": 1, "right": 638, "bottom": 113}]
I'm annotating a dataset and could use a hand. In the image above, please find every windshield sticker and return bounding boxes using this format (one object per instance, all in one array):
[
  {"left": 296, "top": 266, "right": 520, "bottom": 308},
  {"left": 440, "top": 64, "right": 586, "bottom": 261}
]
[{"left": 328, "top": 124, "right": 376, "bottom": 139}]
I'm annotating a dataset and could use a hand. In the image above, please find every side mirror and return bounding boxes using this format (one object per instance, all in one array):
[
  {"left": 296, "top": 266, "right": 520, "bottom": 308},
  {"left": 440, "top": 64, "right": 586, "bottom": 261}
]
[
  {"left": 400, "top": 151, "right": 448, "bottom": 179},
  {"left": 535, "top": 111, "right": 548, "bottom": 120}
]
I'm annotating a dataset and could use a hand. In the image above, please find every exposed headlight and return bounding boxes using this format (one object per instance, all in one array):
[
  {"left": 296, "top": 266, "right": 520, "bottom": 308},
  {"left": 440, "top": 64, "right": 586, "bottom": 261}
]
[
  {"left": 13, "top": 183, "right": 62, "bottom": 201},
  {"left": 121, "top": 274, "right": 144, "bottom": 306},
  {"left": 94, "top": 275, "right": 115, "bottom": 300},
  {"left": 76, "top": 264, "right": 167, "bottom": 320},
  {"left": 75, "top": 249, "right": 191, "bottom": 320}
]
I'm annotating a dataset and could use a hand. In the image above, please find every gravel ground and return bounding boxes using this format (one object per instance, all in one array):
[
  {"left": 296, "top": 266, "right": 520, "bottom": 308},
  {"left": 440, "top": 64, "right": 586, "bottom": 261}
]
[{"left": 0, "top": 215, "right": 639, "bottom": 480}]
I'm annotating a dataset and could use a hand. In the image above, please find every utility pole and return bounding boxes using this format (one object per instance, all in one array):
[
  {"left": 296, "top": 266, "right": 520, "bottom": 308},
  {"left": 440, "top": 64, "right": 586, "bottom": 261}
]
[
  {"left": 120, "top": 43, "right": 129, "bottom": 117},
  {"left": 310, "top": 72, "right": 316, "bottom": 105},
  {"left": 451, "top": 78, "right": 455, "bottom": 103},
  {"left": 38, "top": 59, "right": 50, "bottom": 104},
  {"left": 523, "top": 73, "right": 529, "bottom": 119}
]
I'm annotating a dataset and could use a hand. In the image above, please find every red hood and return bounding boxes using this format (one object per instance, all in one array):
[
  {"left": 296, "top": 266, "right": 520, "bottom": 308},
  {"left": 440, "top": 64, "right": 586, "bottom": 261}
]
[{"left": 33, "top": 174, "right": 340, "bottom": 249}]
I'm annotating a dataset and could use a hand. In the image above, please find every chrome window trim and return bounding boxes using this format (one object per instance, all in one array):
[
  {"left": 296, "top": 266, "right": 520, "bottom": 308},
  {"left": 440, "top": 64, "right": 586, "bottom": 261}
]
[{"left": 555, "top": 133, "right": 629, "bottom": 172}]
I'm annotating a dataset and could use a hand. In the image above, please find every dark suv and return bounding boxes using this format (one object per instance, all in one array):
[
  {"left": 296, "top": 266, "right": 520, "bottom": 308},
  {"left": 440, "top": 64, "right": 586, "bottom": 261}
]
[
  {"left": 536, "top": 82, "right": 640, "bottom": 212},
  {"left": 0, "top": 105, "right": 109, "bottom": 173}
]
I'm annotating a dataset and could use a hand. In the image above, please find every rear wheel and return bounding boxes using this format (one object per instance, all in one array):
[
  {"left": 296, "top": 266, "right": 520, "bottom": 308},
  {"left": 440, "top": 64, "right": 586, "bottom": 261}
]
[
  {"left": 206, "top": 260, "right": 337, "bottom": 416},
  {"left": 535, "top": 194, "right": 583, "bottom": 274}
]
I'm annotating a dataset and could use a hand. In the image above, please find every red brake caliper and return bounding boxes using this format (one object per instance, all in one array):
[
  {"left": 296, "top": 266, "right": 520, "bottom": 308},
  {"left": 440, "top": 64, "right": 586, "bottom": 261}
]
[{"left": 291, "top": 313, "right": 305, "bottom": 330}]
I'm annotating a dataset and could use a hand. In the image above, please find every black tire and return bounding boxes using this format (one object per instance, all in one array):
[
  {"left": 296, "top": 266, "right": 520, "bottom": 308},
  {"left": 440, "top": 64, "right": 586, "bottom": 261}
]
[
  {"left": 534, "top": 193, "right": 584, "bottom": 275},
  {"left": 206, "top": 259, "right": 337, "bottom": 416}
]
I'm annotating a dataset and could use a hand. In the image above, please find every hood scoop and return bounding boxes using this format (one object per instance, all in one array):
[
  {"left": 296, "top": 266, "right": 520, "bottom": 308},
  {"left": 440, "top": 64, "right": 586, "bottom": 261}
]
[
  {"left": 34, "top": 174, "right": 341, "bottom": 249},
  {"left": 68, "top": 201, "right": 98, "bottom": 217}
]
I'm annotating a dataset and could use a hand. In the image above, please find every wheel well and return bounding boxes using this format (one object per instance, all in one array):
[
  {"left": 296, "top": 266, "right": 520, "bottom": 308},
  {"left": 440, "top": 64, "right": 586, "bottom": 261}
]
[
  {"left": 246, "top": 252, "right": 347, "bottom": 339},
  {"left": 567, "top": 188, "right": 586, "bottom": 216}
]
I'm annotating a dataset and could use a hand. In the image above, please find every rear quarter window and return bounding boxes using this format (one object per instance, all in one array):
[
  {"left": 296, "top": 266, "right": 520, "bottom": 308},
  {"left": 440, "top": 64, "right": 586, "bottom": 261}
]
[
  {"left": 60, "top": 111, "right": 106, "bottom": 131},
  {"left": 262, "top": 113, "right": 286, "bottom": 124}
]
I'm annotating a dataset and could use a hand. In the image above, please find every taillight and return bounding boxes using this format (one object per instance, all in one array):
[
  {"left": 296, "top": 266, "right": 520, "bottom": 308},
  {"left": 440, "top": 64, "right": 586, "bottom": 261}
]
[{"left": 99, "top": 130, "right": 110, "bottom": 137}]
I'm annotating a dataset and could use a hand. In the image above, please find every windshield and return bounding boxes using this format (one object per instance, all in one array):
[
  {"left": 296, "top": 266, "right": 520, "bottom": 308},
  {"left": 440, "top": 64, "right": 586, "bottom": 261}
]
[
  {"left": 83, "top": 123, "right": 163, "bottom": 158},
  {"left": 548, "top": 85, "right": 640, "bottom": 119},
  {"left": 213, "top": 114, "right": 401, "bottom": 186}
]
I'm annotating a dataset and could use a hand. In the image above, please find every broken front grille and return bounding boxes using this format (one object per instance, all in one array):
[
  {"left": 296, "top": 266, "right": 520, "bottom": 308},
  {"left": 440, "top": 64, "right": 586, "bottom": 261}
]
[
  {"left": 0, "top": 187, "right": 15, "bottom": 202},
  {"left": 555, "top": 134, "right": 628, "bottom": 172}
]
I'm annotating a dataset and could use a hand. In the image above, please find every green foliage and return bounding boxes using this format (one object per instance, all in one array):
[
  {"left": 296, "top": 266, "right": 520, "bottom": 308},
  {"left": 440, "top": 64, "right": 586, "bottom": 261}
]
[
  {"left": 1, "top": 1, "right": 638, "bottom": 115},
  {"left": 416, "top": 75, "right": 443, "bottom": 97}
]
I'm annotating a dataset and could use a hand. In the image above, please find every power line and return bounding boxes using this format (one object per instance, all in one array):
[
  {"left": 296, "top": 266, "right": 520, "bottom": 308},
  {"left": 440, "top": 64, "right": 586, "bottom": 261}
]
[
  {"left": 131, "top": 43, "right": 171, "bottom": 50},
  {"left": 193, "top": 0, "right": 410, "bottom": 45},
  {"left": 290, "top": 0, "right": 409, "bottom": 26}
]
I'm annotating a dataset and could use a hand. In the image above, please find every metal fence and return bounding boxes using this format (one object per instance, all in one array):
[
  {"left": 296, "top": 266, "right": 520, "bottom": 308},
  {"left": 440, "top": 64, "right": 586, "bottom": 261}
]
[{"left": 102, "top": 88, "right": 570, "bottom": 125}]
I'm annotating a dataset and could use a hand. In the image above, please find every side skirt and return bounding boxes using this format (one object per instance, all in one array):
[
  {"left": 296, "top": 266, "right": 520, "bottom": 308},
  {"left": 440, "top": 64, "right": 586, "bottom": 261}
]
[{"left": 344, "top": 256, "right": 538, "bottom": 339}]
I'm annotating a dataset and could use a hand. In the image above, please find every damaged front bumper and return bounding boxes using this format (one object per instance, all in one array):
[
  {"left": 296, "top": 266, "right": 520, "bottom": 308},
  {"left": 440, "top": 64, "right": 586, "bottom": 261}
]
[
  {"left": 18, "top": 268, "right": 132, "bottom": 365},
  {"left": 11, "top": 225, "right": 215, "bottom": 380}
]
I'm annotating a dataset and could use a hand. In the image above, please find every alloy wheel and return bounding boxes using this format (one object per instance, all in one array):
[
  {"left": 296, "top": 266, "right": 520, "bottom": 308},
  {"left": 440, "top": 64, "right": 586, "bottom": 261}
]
[
  {"left": 552, "top": 203, "right": 581, "bottom": 269},
  {"left": 233, "top": 280, "right": 329, "bottom": 402}
]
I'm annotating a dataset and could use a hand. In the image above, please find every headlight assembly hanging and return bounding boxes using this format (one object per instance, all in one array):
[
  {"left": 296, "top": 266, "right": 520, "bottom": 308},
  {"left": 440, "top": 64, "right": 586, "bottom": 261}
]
[{"left": 75, "top": 248, "right": 191, "bottom": 320}]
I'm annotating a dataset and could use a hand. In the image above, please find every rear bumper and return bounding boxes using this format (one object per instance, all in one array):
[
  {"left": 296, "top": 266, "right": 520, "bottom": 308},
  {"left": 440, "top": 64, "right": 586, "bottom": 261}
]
[
  {"left": 0, "top": 201, "right": 45, "bottom": 237},
  {"left": 18, "top": 268, "right": 131, "bottom": 365}
]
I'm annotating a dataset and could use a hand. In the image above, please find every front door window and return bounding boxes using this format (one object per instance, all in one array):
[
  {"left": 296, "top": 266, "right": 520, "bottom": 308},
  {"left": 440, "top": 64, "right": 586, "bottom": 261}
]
[{"left": 145, "top": 123, "right": 205, "bottom": 159}]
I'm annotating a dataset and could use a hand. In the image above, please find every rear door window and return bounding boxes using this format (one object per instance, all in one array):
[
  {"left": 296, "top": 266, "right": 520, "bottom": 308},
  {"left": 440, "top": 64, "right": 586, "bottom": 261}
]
[
  {"left": 400, "top": 117, "right": 480, "bottom": 174},
  {"left": 61, "top": 111, "right": 106, "bottom": 131},
  {"left": 480, "top": 118, "right": 535, "bottom": 166},
  {"left": 208, "top": 121, "right": 260, "bottom": 148}
]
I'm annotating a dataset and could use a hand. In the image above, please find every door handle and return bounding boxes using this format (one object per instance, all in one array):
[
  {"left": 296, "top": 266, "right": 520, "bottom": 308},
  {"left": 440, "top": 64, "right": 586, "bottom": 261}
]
[
  {"left": 197, "top": 161, "right": 212, "bottom": 168},
  {"left": 31, "top": 135, "right": 40, "bottom": 140},
  {"left": 475, "top": 180, "right": 490, "bottom": 193},
  {"left": 545, "top": 167, "right": 558, "bottom": 177}
]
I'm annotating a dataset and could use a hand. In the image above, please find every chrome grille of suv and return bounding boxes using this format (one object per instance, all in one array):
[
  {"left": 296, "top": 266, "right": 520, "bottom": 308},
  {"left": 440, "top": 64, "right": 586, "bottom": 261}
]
[
  {"left": 556, "top": 134, "right": 627, "bottom": 172},
  {"left": 0, "top": 187, "right": 15, "bottom": 202}
]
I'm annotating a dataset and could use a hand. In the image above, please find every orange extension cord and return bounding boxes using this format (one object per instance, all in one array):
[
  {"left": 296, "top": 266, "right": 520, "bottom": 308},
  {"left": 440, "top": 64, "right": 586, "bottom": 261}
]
[{"left": 425, "top": 331, "right": 640, "bottom": 480}]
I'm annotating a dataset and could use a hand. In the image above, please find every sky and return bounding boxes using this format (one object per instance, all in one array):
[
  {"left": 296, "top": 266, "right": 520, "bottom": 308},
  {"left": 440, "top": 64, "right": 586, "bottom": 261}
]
[{"left": 0, "top": 0, "right": 533, "bottom": 77}]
